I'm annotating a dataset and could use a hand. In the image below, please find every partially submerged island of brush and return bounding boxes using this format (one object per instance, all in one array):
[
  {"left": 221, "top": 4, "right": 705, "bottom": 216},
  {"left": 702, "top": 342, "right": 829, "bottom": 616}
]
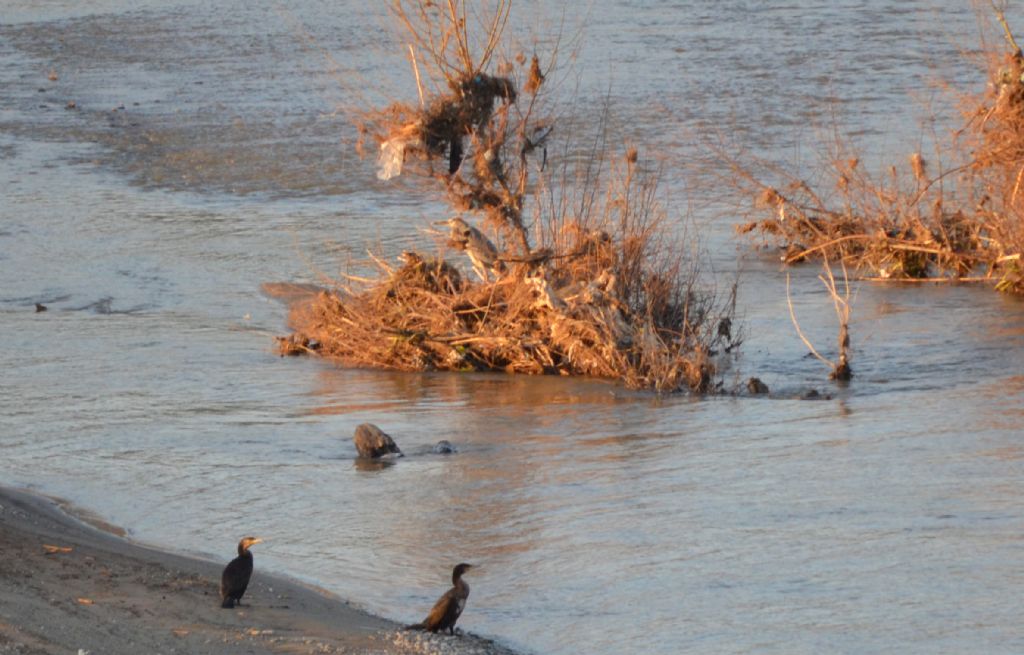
[
  {"left": 727, "top": 6, "right": 1024, "bottom": 296},
  {"left": 277, "top": 1, "right": 740, "bottom": 394}
]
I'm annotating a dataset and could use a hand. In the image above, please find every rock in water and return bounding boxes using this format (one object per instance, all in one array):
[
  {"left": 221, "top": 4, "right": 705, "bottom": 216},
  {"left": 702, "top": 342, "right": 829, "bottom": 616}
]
[{"left": 353, "top": 423, "right": 403, "bottom": 458}]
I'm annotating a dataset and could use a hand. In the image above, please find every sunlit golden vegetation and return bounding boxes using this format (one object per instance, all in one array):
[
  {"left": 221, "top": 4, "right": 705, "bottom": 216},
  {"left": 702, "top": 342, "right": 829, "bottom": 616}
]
[
  {"left": 281, "top": 0, "right": 739, "bottom": 392},
  {"left": 728, "top": 2, "right": 1024, "bottom": 296}
]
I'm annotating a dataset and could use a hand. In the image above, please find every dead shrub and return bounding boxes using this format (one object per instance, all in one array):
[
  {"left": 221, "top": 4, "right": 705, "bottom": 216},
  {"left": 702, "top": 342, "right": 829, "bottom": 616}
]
[
  {"left": 963, "top": 3, "right": 1024, "bottom": 293},
  {"left": 723, "top": 2, "right": 1024, "bottom": 294},
  {"left": 281, "top": 1, "right": 739, "bottom": 392}
]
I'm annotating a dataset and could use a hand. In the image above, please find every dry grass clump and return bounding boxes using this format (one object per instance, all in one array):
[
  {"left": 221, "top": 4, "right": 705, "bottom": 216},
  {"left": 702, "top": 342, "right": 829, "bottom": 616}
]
[
  {"left": 730, "top": 3, "right": 1024, "bottom": 294},
  {"left": 989, "top": 207, "right": 1024, "bottom": 293},
  {"left": 286, "top": 152, "right": 739, "bottom": 392},
  {"left": 962, "top": 7, "right": 1024, "bottom": 293},
  {"left": 732, "top": 153, "right": 984, "bottom": 280},
  {"left": 280, "top": 0, "right": 739, "bottom": 393}
]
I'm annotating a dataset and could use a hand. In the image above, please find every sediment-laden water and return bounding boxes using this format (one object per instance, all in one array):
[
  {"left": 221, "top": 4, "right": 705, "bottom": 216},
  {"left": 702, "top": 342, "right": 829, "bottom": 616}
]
[{"left": 2, "top": 2, "right": 1023, "bottom": 653}]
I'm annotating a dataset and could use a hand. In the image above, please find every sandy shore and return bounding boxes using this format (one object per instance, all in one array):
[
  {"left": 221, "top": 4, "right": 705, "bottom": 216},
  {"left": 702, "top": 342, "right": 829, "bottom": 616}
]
[{"left": 0, "top": 486, "right": 519, "bottom": 655}]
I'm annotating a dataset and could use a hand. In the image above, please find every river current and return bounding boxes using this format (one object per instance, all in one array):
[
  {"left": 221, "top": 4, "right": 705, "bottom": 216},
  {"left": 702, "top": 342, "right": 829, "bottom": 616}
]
[{"left": 2, "top": 2, "right": 1023, "bottom": 654}]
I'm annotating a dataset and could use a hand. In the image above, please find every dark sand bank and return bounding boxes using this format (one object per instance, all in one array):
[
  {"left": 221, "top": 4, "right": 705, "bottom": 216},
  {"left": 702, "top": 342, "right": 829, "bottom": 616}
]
[{"left": 0, "top": 486, "right": 518, "bottom": 655}]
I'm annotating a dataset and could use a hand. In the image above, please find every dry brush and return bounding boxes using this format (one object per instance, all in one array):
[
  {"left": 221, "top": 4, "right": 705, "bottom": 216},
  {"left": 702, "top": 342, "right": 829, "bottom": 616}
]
[
  {"left": 280, "top": 1, "right": 740, "bottom": 393},
  {"left": 728, "top": 2, "right": 1024, "bottom": 296}
]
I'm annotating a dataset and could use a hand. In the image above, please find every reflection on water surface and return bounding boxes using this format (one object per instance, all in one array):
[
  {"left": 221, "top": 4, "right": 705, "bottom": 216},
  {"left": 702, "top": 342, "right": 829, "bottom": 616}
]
[{"left": 2, "top": 2, "right": 1023, "bottom": 653}]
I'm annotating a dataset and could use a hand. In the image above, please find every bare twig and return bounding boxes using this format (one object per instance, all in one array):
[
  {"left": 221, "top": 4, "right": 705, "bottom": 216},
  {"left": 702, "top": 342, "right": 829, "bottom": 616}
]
[
  {"left": 785, "top": 272, "right": 834, "bottom": 370},
  {"left": 785, "top": 258, "right": 854, "bottom": 381},
  {"left": 407, "top": 43, "right": 425, "bottom": 109},
  {"left": 992, "top": 1, "right": 1022, "bottom": 55}
]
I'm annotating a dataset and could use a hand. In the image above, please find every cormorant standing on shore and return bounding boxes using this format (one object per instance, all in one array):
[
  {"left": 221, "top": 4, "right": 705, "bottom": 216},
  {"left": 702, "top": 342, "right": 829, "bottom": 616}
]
[
  {"left": 220, "top": 536, "right": 262, "bottom": 608},
  {"left": 353, "top": 423, "right": 403, "bottom": 458},
  {"left": 405, "top": 563, "right": 473, "bottom": 634}
]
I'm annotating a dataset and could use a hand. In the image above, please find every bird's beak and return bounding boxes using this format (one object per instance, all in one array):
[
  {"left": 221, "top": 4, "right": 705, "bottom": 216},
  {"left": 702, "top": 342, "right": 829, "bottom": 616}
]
[
  {"left": 432, "top": 220, "right": 450, "bottom": 226},
  {"left": 252, "top": 538, "right": 264, "bottom": 545}
]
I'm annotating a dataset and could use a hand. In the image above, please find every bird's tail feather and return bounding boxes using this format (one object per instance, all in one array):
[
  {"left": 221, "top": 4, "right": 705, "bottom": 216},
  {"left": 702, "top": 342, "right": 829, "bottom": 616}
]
[
  {"left": 221, "top": 598, "right": 236, "bottom": 609},
  {"left": 404, "top": 622, "right": 425, "bottom": 631}
]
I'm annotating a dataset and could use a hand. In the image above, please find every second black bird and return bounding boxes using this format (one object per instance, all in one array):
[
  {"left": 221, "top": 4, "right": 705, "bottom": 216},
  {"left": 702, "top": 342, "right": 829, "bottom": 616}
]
[{"left": 405, "top": 563, "right": 473, "bottom": 635}]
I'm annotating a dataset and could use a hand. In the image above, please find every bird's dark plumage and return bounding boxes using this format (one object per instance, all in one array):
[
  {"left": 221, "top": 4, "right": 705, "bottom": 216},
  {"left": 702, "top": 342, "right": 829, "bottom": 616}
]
[
  {"left": 353, "top": 423, "right": 403, "bottom": 458},
  {"left": 449, "top": 136, "right": 463, "bottom": 176},
  {"left": 405, "top": 563, "right": 473, "bottom": 635},
  {"left": 432, "top": 440, "right": 457, "bottom": 454},
  {"left": 220, "top": 536, "right": 262, "bottom": 609}
]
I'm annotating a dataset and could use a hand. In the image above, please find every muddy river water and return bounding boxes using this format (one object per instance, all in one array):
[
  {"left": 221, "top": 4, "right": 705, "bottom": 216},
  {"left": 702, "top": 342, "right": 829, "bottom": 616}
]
[{"left": 2, "top": 2, "right": 1023, "bottom": 653}]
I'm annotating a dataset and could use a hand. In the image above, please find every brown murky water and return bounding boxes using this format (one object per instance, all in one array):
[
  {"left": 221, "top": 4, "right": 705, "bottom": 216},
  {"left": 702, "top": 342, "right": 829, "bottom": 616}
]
[{"left": 2, "top": 2, "right": 1023, "bottom": 653}]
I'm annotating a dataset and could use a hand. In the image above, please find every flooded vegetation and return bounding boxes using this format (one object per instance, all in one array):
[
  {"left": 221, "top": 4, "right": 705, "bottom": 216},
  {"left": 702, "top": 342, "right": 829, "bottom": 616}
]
[
  {"left": 731, "top": 4, "right": 1024, "bottom": 296},
  {"left": 2, "top": 2, "right": 1024, "bottom": 654},
  {"left": 283, "top": 2, "right": 738, "bottom": 392}
]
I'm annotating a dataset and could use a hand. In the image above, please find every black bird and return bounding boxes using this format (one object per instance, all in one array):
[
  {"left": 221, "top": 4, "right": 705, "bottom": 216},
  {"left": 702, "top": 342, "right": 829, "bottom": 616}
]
[
  {"left": 449, "top": 135, "right": 463, "bottom": 176},
  {"left": 220, "top": 536, "right": 262, "bottom": 608},
  {"left": 432, "top": 440, "right": 457, "bottom": 454},
  {"left": 405, "top": 563, "right": 473, "bottom": 635},
  {"left": 353, "top": 423, "right": 403, "bottom": 458}
]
